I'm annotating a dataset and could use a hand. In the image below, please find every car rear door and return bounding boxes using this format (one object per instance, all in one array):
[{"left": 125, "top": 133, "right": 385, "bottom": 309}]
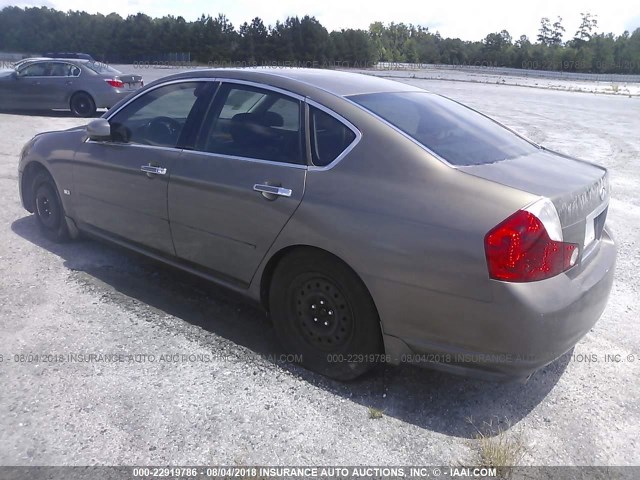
[
  {"left": 73, "top": 80, "right": 215, "bottom": 254},
  {"left": 36, "top": 61, "right": 81, "bottom": 108},
  {"left": 168, "top": 81, "right": 307, "bottom": 285}
]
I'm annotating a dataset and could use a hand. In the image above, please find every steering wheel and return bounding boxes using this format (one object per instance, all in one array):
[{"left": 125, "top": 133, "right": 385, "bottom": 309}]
[{"left": 145, "top": 116, "right": 182, "bottom": 146}]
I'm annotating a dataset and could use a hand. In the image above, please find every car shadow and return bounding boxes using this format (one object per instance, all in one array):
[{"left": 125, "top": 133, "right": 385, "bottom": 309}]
[{"left": 11, "top": 215, "right": 569, "bottom": 439}]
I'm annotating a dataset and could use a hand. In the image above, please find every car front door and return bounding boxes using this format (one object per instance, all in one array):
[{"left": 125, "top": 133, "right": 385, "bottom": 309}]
[
  {"left": 168, "top": 81, "right": 307, "bottom": 285},
  {"left": 0, "top": 71, "right": 22, "bottom": 109},
  {"left": 4, "top": 61, "right": 49, "bottom": 109},
  {"left": 73, "top": 81, "right": 214, "bottom": 254}
]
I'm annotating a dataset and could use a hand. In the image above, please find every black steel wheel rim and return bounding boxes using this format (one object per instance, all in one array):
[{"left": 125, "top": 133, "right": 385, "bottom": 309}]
[
  {"left": 290, "top": 275, "right": 354, "bottom": 351},
  {"left": 36, "top": 188, "right": 58, "bottom": 229}
]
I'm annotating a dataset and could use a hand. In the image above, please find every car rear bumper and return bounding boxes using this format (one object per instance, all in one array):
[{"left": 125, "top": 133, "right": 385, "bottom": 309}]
[
  {"left": 375, "top": 228, "right": 616, "bottom": 381},
  {"left": 94, "top": 89, "right": 139, "bottom": 109}
]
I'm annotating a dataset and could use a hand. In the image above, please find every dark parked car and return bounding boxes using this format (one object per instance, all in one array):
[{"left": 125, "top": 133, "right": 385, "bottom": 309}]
[
  {"left": 17, "top": 69, "right": 616, "bottom": 381},
  {"left": 0, "top": 58, "right": 142, "bottom": 117}
]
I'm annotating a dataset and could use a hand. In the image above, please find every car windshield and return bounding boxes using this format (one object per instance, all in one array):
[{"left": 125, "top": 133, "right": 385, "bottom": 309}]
[
  {"left": 84, "top": 62, "right": 121, "bottom": 75},
  {"left": 349, "top": 91, "right": 539, "bottom": 166}
]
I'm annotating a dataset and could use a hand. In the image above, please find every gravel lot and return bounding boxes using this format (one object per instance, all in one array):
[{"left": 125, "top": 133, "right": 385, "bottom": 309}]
[{"left": 0, "top": 68, "right": 638, "bottom": 467}]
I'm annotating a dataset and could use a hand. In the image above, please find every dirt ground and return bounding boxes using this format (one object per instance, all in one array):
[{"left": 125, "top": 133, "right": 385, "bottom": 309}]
[{"left": 0, "top": 69, "right": 638, "bottom": 467}]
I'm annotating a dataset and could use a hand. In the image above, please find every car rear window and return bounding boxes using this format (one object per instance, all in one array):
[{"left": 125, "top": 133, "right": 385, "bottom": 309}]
[
  {"left": 84, "top": 62, "right": 121, "bottom": 75},
  {"left": 349, "top": 92, "right": 538, "bottom": 166}
]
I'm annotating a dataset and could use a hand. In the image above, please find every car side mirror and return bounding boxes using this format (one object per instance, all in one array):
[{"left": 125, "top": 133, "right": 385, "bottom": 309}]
[{"left": 86, "top": 119, "right": 111, "bottom": 141}]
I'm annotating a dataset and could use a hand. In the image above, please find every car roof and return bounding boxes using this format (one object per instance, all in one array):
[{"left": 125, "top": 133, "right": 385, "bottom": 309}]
[{"left": 164, "top": 68, "right": 426, "bottom": 98}]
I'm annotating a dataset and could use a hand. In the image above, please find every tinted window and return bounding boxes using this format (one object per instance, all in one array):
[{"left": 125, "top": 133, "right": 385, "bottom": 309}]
[
  {"left": 197, "top": 83, "right": 304, "bottom": 164},
  {"left": 109, "top": 82, "right": 206, "bottom": 147},
  {"left": 310, "top": 106, "right": 356, "bottom": 167},
  {"left": 350, "top": 92, "right": 538, "bottom": 166},
  {"left": 218, "top": 89, "right": 265, "bottom": 119}
]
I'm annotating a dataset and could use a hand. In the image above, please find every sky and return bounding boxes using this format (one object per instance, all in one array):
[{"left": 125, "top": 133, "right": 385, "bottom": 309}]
[{"left": 2, "top": 0, "right": 640, "bottom": 42}]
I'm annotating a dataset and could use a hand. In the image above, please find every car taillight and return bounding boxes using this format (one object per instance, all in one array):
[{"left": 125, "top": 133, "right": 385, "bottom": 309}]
[
  {"left": 105, "top": 79, "right": 124, "bottom": 88},
  {"left": 484, "top": 198, "right": 579, "bottom": 282}
]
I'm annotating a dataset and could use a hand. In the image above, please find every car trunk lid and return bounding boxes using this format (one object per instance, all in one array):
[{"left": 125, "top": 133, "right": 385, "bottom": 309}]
[
  {"left": 459, "top": 148, "right": 610, "bottom": 254},
  {"left": 115, "top": 74, "right": 143, "bottom": 90}
]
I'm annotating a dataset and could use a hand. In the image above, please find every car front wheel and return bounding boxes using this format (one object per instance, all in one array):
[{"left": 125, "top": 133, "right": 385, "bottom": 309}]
[
  {"left": 269, "top": 250, "right": 383, "bottom": 380},
  {"left": 32, "top": 171, "right": 69, "bottom": 242},
  {"left": 70, "top": 92, "right": 96, "bottom": 117}
]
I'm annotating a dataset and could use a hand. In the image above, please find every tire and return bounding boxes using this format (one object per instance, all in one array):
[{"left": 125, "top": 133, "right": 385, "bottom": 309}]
[
  {"left": 32, "top": 171, "right": 69, "bottom": 242},
  {"left": 70, "top": 92, "right": 96, "bottom": 118},
  {"left": 269, "top": 250, "right": 383, "bottom": 380}
]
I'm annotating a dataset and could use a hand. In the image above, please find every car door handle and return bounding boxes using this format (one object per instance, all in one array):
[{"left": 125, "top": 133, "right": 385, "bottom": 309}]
[
  {"left": 253, "top": 184, "right": 292, "bottom": 198},
  {"left": 140, "top": 165, "right": 167, "bottom": 175}
]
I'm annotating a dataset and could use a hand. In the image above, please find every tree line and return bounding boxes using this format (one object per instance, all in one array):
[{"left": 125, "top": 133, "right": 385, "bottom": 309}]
[{"left": 1, "top": 7, "right": 639, "bottom": 74}]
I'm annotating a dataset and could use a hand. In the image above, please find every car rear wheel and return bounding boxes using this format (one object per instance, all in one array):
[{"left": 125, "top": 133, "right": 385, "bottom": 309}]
[
  {"left": 70, "top": 92, "right": 96, "bottom": 117},
  {"left": 32, "top": 171, "right": 69, "bottom": 242},
  {"left": 269, "top": 250, "right": 383, "bottom": 380}
]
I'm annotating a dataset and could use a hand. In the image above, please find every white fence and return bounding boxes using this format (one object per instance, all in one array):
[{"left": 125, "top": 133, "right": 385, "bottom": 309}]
[{"left": 374, "top": 62, "right": 640, "bottom": 83}]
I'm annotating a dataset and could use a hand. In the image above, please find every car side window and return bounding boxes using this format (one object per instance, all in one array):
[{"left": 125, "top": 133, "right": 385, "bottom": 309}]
[
  {"left": 197, "top": 83, "right": 304, "bottom": 165},
  {"left": 309, "top": 106, "right": 357, "bottom": 167},
  {"left": 219, "top": 89, "right": 266, "bottom": 119},
  {"left": 49, "top": 62, "right": 71, "bottom": 77},
  {"left": 19, "top": 62, "right": 48, "bottom": 77},
  {"left": 47, "top": 62, "right": 81, "bottom": 77},
  {"left": 108, "top": 82, "right": 206, "bottom": 148}
]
